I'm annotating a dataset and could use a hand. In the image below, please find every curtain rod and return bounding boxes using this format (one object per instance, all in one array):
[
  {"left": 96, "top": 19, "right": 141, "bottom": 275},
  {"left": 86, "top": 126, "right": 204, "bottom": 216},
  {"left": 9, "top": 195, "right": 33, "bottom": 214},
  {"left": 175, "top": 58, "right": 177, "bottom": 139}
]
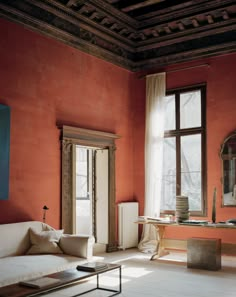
[{"left": 138, "top": 63, "right": 210, "bottom": 79}]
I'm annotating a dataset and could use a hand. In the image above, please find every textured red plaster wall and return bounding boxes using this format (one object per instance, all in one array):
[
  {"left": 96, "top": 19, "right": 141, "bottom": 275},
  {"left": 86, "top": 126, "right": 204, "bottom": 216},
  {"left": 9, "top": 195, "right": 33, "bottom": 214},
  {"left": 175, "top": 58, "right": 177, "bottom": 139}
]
[
  {"left": 1, "top": 17, "right": 236, "bottom": 244},
  {"left": 0, "top": 19, "right": 134, "bottom": 229},
  {"left": 134, "top": 53, "right": 236, "bottom": 244},
  {"left": 131, "top": 76, "right": 145, "bottom": 215}
]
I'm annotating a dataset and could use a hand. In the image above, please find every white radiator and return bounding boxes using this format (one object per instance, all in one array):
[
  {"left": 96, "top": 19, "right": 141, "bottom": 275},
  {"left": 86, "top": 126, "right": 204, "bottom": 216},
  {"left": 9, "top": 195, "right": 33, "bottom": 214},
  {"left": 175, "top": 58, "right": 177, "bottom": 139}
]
[{"left": 118, "top": 202, "right": 139, "bottom": 250}]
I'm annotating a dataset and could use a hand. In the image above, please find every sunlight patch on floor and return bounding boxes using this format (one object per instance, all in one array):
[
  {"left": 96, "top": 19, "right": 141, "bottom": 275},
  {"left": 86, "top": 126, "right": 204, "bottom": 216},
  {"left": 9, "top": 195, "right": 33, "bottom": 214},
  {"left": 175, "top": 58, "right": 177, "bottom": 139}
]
[{"left": 121, "top": 266, "right": 153, "bottom": 278}]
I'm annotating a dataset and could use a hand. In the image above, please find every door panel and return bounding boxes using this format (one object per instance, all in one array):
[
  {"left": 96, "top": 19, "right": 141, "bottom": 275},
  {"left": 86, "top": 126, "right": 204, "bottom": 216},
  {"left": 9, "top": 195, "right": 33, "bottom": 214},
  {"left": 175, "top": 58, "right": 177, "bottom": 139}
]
[{"left": 95, "top": 149, "right": 109, "bottom": 244}]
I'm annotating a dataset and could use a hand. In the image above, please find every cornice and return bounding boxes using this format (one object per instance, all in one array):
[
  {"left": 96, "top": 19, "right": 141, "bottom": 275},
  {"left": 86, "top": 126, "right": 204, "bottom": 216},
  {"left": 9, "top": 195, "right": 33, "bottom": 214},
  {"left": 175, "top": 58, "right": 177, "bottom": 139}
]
[
  {"left": 0, "top": 0, "right": 235, "bottom": 71},
  {"left": 134, "top": 39, "right": 236, "bottom": 71}
]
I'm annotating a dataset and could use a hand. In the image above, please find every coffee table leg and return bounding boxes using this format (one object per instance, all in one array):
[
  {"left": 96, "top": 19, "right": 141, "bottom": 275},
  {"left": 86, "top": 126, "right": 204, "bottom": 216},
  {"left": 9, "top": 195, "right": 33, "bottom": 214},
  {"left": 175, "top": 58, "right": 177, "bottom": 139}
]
[
  {"left": 96, "top": 266, "right": 122, "bottom": 296},
  {"left": 97, "top": 273, "right": 99, "bottom": 289},
  {"left": 119, "top": 266, "right": 122, "bottom": 293},
  {"left": 70, "top": 267, "right": 121, "bottom": 296}
]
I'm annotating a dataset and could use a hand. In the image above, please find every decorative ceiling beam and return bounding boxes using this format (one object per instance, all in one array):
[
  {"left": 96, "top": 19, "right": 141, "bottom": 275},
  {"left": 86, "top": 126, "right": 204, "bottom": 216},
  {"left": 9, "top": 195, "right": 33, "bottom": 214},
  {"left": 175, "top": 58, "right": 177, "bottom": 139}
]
[
  {"left": 137, "top": 21, "right": 236, "bottom": 51},
  {"left": 67, "top": 0, "right": 86, "bottom": 7},
  {"left": 121, "top": 0, "right": 165, "bottom": 13},
  {"left": 207, "top": 14, "right": 214, "bottom": 24},
  {"left": 90, "top": 11, "right": 100, "bottom": 20},
  {"left": 139, "top": 32, "right": 146, "bottom": 40},
  {"left": 87, "top": 0, "right": 138, "bottom": 28},
  {"left": 28, "top": 0, "right": 136, "bottom": 47},
  {"left": 222, "top": 10, "right": 230, "bottom": 20},
  {"left": 66, "top": 0, "right": 77, "bottom": 7},
  {"left": 101, "top": 17, "right": 110, "bottom": 25},
  {"left": 105, "top": 0, "right": 119, "bottom": 3},
  {"left": 164, "top": 26, "right": 172, "bottom": 34},
  {"left": 119, "top": 28, "right": 128, "bottom": 35},
  {"left": 137, "top": 0, "right": 232, "bottom": 26},
  {"left": 192, "top": 18, "right": 200, "bottom": 28},
  {"left": 128, "top": 32, "right": 136, "bottom": 39},
  {"left": 178, "top": 22, "right": 185, "bottom": 31},
  {"left": 135, "top": 0, "right": 210, "bottom": 21},
  {"left": 110, "top": 23, "right": 119, "bottom": 30},
  {"left": 151, "top": 29, "right": 159, "bottom": 37}
]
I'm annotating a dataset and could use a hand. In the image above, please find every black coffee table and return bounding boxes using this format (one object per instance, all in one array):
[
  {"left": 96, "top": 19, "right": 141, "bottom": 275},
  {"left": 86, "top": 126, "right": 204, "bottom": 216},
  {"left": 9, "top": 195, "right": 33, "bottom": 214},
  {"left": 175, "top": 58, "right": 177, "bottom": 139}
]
[{"left": 0, "top": 263, "right": 121, "bottom": 297}]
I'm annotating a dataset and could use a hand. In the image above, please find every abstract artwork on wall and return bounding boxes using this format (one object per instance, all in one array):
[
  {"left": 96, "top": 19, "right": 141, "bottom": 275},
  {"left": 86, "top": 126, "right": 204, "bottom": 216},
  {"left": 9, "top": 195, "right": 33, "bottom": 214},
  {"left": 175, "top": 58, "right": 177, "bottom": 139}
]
[{"left": 0, "top": 104, "right": 10, "bottom": 200}]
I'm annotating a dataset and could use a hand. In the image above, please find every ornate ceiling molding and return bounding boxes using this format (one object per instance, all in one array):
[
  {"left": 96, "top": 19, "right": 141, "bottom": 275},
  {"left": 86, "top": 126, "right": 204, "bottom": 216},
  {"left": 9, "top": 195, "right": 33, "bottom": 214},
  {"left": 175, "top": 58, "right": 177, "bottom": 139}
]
[{"left": 0, "top": 0, "right": 235, "bottom": 71}]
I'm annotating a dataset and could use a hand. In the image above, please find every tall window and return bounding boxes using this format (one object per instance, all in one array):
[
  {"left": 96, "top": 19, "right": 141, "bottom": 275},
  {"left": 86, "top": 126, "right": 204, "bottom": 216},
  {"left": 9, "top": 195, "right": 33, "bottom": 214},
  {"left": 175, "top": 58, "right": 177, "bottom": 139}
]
[{"left": 160, "top": 85, "right": 206, "bottom": 216}]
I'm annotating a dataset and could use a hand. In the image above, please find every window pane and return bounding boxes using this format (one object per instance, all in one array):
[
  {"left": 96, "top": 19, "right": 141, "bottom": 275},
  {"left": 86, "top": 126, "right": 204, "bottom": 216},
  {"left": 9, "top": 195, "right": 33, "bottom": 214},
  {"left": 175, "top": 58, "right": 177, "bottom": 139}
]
[
  {"left": 181, "top": 134, "right": 201, "bottom": 211},
  {"left": 76, "top": 147, "right": 88, "bottom": 198},
  {"left": 164, "top": 95, "right": 175, "bottom": 130},
  {"left": 180, "top": 90, "right": 201, "bottom": 129},
  {"left": 161, "top": 137, "right": 176, "bottom": 210}
]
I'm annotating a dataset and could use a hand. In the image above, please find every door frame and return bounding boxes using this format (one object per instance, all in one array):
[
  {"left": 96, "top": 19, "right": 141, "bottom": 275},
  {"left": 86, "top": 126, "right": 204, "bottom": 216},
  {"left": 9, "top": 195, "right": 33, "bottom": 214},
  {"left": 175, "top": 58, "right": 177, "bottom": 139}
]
[{"left": 60, "top": 125, "right": 120, "bottom": 252}]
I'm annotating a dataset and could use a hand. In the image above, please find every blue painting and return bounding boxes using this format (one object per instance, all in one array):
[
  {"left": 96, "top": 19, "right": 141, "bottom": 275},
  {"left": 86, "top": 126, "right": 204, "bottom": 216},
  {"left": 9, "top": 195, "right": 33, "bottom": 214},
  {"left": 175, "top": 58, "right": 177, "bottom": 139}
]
[{"left": 0, "top": 104, "right": 10, "bottom": 200}]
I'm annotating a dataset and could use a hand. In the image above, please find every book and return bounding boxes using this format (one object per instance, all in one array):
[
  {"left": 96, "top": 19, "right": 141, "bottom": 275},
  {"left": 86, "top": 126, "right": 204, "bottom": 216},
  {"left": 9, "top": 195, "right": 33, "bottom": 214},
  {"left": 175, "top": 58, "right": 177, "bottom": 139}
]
[
  {"left": 19, "top": 277, "right": 60, "bottom": 289},
  {"left": 180, "top": 220, "right": 208, "bottom": 225},
  {"left": 77, "top": 262, "right": 108, "bottom": 272},
  {"left": 138, "top": 216, "right": 165, "bottom": 222},
  {"left": 137, "top": 216, "right": 174, "bottom": 223}
]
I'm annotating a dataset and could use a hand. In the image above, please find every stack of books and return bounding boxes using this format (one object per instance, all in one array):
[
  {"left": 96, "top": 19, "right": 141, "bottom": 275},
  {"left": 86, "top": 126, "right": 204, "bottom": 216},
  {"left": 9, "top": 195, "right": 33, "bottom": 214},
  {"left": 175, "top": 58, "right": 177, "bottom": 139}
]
[{"left": 76, "top": 262, "right": 108, "bottom": 272}]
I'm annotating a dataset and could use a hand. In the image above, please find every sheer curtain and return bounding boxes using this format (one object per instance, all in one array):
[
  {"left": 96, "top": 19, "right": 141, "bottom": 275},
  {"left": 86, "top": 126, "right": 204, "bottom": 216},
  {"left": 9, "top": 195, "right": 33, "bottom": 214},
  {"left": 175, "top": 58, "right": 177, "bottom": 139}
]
[{"left": 138, "top": 73, "right": 166, "bottom": 253}]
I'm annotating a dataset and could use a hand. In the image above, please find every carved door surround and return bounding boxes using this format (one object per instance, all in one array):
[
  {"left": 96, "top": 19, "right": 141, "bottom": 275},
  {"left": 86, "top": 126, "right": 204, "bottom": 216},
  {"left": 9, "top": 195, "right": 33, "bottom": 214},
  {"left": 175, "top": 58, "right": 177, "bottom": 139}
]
[{"left": 60, "top": 125, "right": 120, "bottom": 252}]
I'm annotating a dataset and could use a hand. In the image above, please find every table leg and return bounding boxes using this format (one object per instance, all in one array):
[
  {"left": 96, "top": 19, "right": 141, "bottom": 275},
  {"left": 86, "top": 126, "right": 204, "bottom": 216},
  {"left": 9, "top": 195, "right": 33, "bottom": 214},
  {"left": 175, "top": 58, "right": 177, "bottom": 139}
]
[
  {"left": 95, "top": 266, "right": 121, "bottom": 296},
  {"left": 150, "top": 225, "right": 169, "bottom": 260}
]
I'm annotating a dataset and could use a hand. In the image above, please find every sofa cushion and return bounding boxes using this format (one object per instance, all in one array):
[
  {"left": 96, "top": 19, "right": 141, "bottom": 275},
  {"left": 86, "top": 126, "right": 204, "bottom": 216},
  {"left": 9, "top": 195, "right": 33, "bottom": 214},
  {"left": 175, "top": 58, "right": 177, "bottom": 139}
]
[{"left": 26, "top": 228, "right": 64, "bottom": 255}]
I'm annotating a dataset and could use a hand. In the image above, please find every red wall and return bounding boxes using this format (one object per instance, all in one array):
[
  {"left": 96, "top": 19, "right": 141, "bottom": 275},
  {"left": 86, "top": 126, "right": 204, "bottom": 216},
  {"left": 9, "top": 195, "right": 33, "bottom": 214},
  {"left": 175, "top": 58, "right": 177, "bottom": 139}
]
[
  {"left": 0, "top": 19, "right": 135, "bottom": 228},
  {"left": 1, "top": 17, "right": 236, "bottom": 244},
  {"left": 133, "top": 53, "right": 236, "bottom": 244}
]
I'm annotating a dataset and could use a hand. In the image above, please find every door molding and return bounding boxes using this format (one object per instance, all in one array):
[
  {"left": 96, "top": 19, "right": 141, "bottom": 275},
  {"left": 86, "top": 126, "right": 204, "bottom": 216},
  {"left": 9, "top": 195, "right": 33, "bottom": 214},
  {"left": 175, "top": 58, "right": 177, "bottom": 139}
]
[{"left": 60, "top": 125, "right": 120, "bottom": 252}]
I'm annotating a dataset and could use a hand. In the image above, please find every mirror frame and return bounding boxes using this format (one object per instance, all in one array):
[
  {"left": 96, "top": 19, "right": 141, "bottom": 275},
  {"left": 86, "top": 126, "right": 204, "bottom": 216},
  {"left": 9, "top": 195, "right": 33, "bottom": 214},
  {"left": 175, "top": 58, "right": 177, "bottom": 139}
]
[{"left": 220, "top": 131, "right": 236, "bottom": 207}]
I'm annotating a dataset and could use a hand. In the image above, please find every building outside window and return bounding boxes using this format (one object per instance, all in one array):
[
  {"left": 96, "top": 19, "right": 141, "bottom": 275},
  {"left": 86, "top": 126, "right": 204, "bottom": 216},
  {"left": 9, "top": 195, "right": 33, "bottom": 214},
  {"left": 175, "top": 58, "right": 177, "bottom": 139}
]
[{"left": 160, "top": 85, "right": 206, "bottom": 216}]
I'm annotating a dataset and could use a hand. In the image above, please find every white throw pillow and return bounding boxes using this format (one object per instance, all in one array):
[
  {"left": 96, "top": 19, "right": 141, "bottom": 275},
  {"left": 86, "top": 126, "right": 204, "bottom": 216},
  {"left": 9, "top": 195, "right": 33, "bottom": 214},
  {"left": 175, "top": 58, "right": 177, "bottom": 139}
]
[{"left": 26, "top": 228, "right": 64, "bottom": 255}]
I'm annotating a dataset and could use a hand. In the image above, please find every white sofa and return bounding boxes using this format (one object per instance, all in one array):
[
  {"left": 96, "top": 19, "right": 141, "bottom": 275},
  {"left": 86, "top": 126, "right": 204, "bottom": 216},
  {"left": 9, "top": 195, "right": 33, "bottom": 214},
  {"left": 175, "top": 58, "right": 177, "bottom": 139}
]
[{"left": 0, "top": 221, "right": 95, "bottom": 287}]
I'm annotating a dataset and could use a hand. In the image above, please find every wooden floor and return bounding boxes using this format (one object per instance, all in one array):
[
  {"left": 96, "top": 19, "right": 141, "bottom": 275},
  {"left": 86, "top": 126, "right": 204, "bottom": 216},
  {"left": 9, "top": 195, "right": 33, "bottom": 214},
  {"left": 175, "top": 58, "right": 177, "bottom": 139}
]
[{"left": 42, "top": 248, "right": 236, "bottom": 297}]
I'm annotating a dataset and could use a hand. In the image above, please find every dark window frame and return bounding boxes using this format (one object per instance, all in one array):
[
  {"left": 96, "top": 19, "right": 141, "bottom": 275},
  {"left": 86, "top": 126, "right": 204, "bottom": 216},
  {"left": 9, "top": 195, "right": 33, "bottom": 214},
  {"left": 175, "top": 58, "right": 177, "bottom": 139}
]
[{"left": 161, "top": 84, "right": 207, "bottom": 217}]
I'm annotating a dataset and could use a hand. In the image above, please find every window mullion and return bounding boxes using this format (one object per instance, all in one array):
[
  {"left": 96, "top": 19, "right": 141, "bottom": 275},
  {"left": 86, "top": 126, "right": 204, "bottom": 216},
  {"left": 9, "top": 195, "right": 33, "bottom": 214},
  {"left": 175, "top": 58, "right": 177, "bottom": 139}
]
[
  {"left": 176, "top": 135, "right": 181, "bottom": 196},
  {"left": 176, "top": 93, "right": 181, "bottom": 196}
]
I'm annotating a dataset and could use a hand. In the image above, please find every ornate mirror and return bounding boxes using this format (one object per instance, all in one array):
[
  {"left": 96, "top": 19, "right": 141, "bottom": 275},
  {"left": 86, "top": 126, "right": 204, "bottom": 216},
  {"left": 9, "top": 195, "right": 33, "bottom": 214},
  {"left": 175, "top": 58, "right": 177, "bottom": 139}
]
[{"left": 220, "top": 131, "right": 236, "bottom": 206}]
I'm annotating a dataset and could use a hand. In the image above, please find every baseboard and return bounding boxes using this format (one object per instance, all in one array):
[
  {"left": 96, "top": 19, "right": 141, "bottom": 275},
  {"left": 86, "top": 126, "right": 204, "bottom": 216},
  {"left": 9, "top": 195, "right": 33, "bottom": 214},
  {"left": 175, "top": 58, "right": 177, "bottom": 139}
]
[{"left": 163, "top": 239, "right": 236, "bottom": 256}]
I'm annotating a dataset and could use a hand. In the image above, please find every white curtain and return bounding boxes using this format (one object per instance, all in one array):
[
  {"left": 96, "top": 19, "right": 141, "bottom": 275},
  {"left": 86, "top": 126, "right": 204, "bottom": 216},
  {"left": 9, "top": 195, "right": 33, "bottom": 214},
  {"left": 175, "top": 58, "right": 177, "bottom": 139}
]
[{"left": 138, "top": 73, "right": 166, "bottom": 253}]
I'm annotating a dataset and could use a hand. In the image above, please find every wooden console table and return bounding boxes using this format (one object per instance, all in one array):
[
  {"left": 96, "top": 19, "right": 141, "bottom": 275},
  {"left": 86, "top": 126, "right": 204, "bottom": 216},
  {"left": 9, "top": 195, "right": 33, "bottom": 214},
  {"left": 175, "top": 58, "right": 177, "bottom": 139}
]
[{"left": 136, "top": 221, "right": 236, "bottom": 261}]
